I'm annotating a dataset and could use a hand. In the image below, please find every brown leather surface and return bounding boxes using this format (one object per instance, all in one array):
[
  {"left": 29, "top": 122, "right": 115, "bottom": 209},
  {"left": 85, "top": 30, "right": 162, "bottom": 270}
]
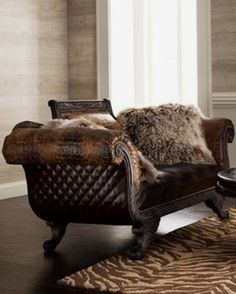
[
  {"left": 2, "top": 100, "right": 234, "bottom": 259},
  {"left": 24, "top": 163, "right": 132, "bottom": 225},
  {"left": 2, "top": 116, "right": 234, "bottom": 227},
  {"left": 202, "top": 118, "right": 234, "bottom": 168},
  {"left": 140, "top": 163, "right": 220, "bottom": 210},
  {"left": 2, "top": 121, "right": 123, "bottom": 166}
]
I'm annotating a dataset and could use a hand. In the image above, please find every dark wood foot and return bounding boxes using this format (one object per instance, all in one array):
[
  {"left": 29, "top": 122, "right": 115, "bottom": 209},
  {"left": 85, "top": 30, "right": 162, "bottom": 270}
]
[
  {"left": 129, "top": 219, "right": 160, "bottom": 260},
  {"left": 132, "top": 224, "right": 143, "bottom": 235},
  {"left": 43, "top": 221, "right": 67, "bottom": 254},
  {"left": 205, "top": 194, "right": 229, "bottom": 220}
]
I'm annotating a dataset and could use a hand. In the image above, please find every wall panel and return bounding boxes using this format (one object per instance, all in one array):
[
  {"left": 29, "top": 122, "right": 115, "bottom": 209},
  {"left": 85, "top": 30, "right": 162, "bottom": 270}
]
[
  {"left": 0, "top": 0, "right": 68, "bottom": 186},
  {"left": 68, "top": 0, "right": 97, "bottom": 100},
  {"left": 212, "top": 0, "right": 236, "bottom": 92}
]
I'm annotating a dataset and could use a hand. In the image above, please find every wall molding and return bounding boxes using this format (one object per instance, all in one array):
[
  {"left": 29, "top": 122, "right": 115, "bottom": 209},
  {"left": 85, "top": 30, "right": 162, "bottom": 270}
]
[
  {"left": 0, "top": 181, "right": 27, "bottom": 201},
  {"left": 212, "top": 92, "right": 236, "bottom": 108}
]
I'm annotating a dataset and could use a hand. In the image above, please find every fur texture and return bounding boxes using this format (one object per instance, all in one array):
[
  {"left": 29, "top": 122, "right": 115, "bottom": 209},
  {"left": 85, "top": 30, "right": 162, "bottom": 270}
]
[
  {"left": 117, "top": 103, "right": 216, "bottom": 165},
  {"left": 43, "top": 104, "right": 216, "bottom": 184},
  {"left": 43, "top": 114, "right": 122, "bottom": 130},
  {"left": 43, "top": 116, "right": 107, "bottom": 130},
  {"left": 43, "top": 115, "right": 159, "bottom": 183}
]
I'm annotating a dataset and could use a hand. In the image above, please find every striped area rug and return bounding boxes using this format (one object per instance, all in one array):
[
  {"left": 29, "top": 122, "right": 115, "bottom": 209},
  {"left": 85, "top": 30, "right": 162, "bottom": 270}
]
[{"left": 58, "top": 207, "right": 236, "bottom": 293}]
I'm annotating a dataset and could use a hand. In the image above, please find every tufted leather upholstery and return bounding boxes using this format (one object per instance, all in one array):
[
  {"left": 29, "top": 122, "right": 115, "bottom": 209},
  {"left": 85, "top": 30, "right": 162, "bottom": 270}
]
[{"left": 24, "top": 163, "right": 131, "bottom": 225}]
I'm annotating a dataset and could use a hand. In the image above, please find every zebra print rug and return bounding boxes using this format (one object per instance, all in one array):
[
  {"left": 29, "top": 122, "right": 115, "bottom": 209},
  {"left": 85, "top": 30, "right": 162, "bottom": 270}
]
[{"left": 58, "top": 207, "right": 236, "bottom": 293}]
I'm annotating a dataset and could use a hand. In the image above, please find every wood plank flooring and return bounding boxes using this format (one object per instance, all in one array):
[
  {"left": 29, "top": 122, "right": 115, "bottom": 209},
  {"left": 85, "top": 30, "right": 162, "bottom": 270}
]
[{"left": 0, "top": 196, "right": 236, "bottom": 294}]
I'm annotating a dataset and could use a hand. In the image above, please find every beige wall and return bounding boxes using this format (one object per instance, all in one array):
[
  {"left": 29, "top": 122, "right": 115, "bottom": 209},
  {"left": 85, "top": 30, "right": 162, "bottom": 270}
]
[
  {"left": 68, "top": 0, "right": 97, "bottom": 100},
  {"left": 212, "top": 0, "right": 236, "bottom": 167},
  {"left": 212, "top": 0, "right": 236, "bottom": 92},
  {"left": 0, "top": 0, "right": 68, "bottom": 185},
  {"left": 2, "top": 1, "right": 236, "bottom": 189}
]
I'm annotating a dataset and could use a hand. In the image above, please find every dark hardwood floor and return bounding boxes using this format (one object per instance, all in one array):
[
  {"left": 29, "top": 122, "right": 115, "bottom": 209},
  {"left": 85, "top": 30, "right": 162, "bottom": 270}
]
[{"left": 0, "top": 196, "right": 236, "bottom": 294}]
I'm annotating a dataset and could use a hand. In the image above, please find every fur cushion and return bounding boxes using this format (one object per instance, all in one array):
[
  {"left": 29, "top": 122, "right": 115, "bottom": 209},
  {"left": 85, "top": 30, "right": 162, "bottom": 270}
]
[{"left": 117, "top": 104, "right": 216, "bottom": 165}]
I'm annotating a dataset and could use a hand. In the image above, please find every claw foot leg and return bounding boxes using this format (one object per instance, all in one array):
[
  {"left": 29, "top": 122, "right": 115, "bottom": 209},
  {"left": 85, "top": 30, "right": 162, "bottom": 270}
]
[
  {"left": 129, "top": 219, "right": 160, "bottom": 260},
  {"left": 43, "top": 221, "right": 67, "bottom": 254},
  {"left": 205, "top": 194, "right": 229, "bottom": 220}
]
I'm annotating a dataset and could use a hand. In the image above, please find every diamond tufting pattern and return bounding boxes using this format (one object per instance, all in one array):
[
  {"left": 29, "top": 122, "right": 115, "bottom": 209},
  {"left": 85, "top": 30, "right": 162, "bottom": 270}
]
[{"left": 24, "top": 163, "right": 132, "bottom": 224}]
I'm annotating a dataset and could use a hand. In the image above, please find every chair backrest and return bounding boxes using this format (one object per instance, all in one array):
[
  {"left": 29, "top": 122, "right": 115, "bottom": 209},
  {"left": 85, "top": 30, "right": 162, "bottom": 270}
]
[{"left": 48, "top": 99, "right": 116, "bottom": 120}]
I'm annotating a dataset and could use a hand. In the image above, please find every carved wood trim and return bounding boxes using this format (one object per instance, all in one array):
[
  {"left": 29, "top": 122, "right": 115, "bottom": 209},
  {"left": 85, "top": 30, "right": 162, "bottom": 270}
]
[
  {"left": 113, "top": 140, "right": 143, "bottom": 223},
  {"left": 48, "top": 99, "right": 116, "bottom": 120}
]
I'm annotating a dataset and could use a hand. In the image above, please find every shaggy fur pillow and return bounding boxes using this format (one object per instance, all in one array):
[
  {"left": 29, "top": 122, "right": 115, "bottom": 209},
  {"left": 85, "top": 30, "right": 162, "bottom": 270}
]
[{"left": 117, "top": 104, "right": 216, "bottom": 165}]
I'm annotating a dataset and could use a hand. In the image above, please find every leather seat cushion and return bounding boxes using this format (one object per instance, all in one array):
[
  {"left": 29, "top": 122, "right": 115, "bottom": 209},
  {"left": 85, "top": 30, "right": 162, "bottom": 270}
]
[{"left": 140, "top": 163, "right": 220, "bottom": 210}]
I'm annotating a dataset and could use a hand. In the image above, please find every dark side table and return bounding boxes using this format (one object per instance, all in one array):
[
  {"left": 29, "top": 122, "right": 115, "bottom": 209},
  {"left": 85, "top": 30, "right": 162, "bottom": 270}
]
[{"left": 216, "top": 168, "right": 236, "bottom": 197}]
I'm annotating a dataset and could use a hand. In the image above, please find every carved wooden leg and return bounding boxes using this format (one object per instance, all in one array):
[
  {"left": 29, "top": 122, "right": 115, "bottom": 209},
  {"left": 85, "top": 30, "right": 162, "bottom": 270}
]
[
  {"left": 43, "top": 221, "right": 67, "bottom": 254},
  {"left": 129, "top": 219, "right": 160, "bottom": 260},
  {"left": 205, "top": 194, "right": 229, "bottom": 220},
  {"left": 132, "top": 223, "right": 143, "bottom": 235}
]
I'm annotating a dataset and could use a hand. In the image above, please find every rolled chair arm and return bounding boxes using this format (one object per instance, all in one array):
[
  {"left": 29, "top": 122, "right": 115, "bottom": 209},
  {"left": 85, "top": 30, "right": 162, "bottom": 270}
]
[
  {"left": 2, "top": 121, "right": 125, "bottom": 166},
  {"left": 2, "top": 121, "right": 154, "bottom": 223},
  {"left": 12, "top": 121, "right": 44, "bottom": 130},
  {"left": 202, "top": 118, "right": 234, "bottom": 169}
]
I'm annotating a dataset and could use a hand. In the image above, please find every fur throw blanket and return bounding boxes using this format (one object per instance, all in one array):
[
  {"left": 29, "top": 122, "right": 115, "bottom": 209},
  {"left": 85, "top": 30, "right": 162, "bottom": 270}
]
[
  {"left": 43, "top": 114, "right": 159, "bottom": 183},
  {"left": 44, "top": 114, "right": 121, "bottom": 130},
  {"left": 43, "top": 104, "right": 215, "bottom": 183}
]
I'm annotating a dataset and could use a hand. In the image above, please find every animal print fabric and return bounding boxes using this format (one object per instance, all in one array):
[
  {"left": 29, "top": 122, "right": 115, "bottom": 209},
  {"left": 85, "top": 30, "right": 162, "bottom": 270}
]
[{"left": 58, "top": 206, "right": 236, "bottom": 293}]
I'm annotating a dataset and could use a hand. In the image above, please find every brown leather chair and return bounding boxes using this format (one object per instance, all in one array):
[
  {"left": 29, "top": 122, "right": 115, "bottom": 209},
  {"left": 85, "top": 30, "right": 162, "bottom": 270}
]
[{"left": 2, "top": 99, "right": 235, "bottom": 259}]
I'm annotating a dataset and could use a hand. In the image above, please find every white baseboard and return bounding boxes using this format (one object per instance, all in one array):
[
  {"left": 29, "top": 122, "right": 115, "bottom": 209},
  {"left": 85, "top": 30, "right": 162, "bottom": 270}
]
[{"left": 0, "top": 181, "right": 27, "bottom": 200}]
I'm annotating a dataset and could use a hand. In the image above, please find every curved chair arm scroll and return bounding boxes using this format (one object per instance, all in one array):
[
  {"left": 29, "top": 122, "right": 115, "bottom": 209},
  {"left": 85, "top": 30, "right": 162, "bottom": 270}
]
[
  {"left": 112, "top": 138, "right": 147, "bottom": 223},
  {"left": 202, "top": 118, "right": 235, "bottom": 169}
]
